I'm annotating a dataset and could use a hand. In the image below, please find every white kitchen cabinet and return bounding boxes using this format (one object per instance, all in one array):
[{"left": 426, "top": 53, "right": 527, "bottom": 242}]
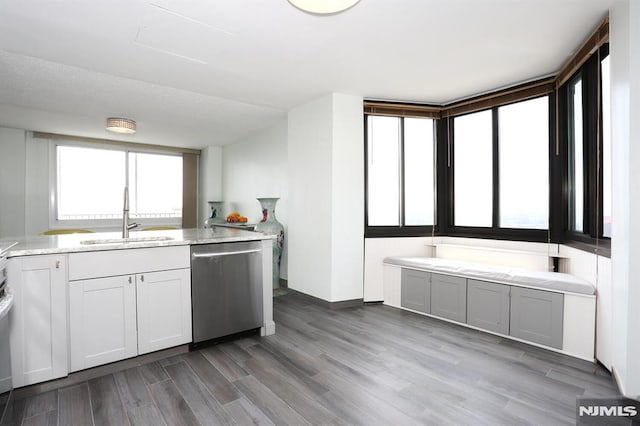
[
  {"left": 137, "top": 269, "right": 191, "bottom": 355},
  {"left": 8, "top": 255, "right": 68, "bottom": 387},
  {"left": 69, "top": 275, "right": 137, "bottom": 371},
  {"left": 68, "top": 250, "right": 191, "bottom": 373}
]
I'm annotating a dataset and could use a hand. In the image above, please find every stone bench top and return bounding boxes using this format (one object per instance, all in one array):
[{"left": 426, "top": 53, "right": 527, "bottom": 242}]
[{"left": 383, "top": 256, "right": 595, "bottom": 296}]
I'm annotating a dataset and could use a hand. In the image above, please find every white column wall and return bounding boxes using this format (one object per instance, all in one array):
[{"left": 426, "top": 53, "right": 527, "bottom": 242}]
[
  {"left": 330, "top": 94, "right": 364, "bottom": 302},
  {"left": 610, "top": 0, "right": 640, "bottom": 398},
  {"left": 287, "top": 93, "right": 364, "bottom": 302},
  {"left": 287, "top": 95, "right": 334, "bottom": 300}
]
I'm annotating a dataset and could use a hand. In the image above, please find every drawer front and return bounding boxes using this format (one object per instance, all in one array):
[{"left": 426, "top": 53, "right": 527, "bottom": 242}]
[
  {"left": 467, "top": 280, "right": 510, "bottom": 335},
  {"left": 510, "top": 287, "right": 563, "bottom": 349},
  {"left": 401, "top": 269, "right": 430, "bottom": 313},
  {"left": 69, "top": 246, "right": 190, "bottom": 281},
  {"left": 431, "top": 274, "right": 467, "bottom": 323}
]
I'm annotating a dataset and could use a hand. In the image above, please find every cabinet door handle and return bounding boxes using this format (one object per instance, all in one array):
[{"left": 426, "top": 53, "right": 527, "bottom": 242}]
[
  {"left": 128, "top": 276, "right": 132, "bottom": 284},
  {"left": 140, "top": 275, "right": 144, "bottom": 282},
  {"left": 55, "top": 261, "right": 60, "bottom": 269}
]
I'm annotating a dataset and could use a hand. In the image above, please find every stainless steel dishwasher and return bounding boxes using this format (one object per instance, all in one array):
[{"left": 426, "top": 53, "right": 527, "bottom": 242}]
[{"left": 190, "top": 241, "right": 263, "bottom": 346}]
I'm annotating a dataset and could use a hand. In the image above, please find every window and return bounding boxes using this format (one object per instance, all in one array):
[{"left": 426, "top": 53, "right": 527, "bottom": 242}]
[
  {"left": 568, "top": 76, "right": 585, "bottom": 232},
  {"left": 55, "top": 144, "right": 182, "bottom": 224},
  {"left": 499, "top": 97, "right": 549, "bottom": 229},
  {"left": 57, "top": 146, "right": 126, "bottom": 220},
  {"left": 128, "top": 152, "right": 183, "bottom": 219},
  {"left": 601, "top": 54, "right": 612, "bottom": 238},
  {"left": 366, "top": 116, "right": 400, "bottom": 226},
  {"left": 451, "top": 96, "right": 550, "bottom": 232},
  {"left": 404, "top": 118, "right": 435, "bottom": 226},
  {"left": 561, "top": 45, "right": 610, "bottom": 243},
  {"left": 453, "top": 110, "right": 493, "bottom": 227},
  {"left": 366, "top": 115, "right": 435, "bottom": 234}
]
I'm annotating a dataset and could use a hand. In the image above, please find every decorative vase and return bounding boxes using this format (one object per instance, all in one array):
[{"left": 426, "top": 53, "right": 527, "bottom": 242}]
[
  {"left": 254, "top": 197, "right": 284, "bottom": 289},
  {"left": 204, "top": 201, "right": 225, "bottom": 228}
]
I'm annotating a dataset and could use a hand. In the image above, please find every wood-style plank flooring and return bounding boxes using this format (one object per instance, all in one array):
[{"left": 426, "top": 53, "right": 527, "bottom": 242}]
[{"left": 2, "top": 291, "right": 618, "bottom": 425}]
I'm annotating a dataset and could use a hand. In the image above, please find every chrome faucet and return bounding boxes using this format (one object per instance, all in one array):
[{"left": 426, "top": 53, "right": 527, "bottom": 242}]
[{"left": 122, "top": 186, "right": 140, "bottom": 238}]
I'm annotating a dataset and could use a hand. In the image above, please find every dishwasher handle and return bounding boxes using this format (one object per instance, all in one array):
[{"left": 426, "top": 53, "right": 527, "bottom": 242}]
[{"left": 192, "top": 248, "right": 261, "bottom": 259}]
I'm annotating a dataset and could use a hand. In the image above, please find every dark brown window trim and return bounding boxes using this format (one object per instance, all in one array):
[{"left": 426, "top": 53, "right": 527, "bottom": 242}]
[
  {"left": 441, "top": 78, "right": 555, "bottom": 118},
  {"left": 556, "top": 17, "right": 609, "bottom": 89},
  {"left": 363, "top": 101, "right": 441, "bottom": 119},
  {"left": 33, "top": 131, "right": 201, "bottom": 155},
  {"left": 563, "top": 238, "right": 611, "bottom": 258}
]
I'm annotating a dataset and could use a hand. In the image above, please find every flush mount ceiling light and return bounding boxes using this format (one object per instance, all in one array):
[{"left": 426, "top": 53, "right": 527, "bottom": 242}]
[
  {"left": 287, "top": 0, "right": 361, "bottom": 14},
  {"left": 105, "top": 117, "right": 137, "bottom": 134}
]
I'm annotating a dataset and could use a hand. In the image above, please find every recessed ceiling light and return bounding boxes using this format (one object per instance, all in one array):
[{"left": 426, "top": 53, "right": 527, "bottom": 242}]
[
  {"left": 106, "top": 117, "right": 137, "bottom": 134},
  {"left": 287, "top": 0, "right": 361, "bottom": 15}
]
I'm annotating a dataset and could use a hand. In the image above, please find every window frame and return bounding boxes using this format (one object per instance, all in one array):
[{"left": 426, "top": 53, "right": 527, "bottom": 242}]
[
  {"left": 566, "top": 73, "right": 585, "bottom": 233},
  {"left": 364, "top": 115, "right": 437, "bottom": 237},
  {"left": 48, "top": 140, "right": 183, "bottom": 231},
  {"left": 362, "top": 32, "right": 611, "bottom": 256},
  {"left": 444, "top": 95, "right": 553, "bottom": 242},
  {"left": 558, "top": 44, "right": 610, "bottom": 250}
]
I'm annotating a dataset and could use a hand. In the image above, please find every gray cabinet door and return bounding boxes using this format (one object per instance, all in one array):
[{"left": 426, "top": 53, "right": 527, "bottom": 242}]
[
  {"left": 467, "top": 280, "right": 510, "bottom": 335},
  {"left": 430, "top": 274, "right": 467, "bottom": 322},
  {"left": 401, "top": 269, "right": 430, "bottom": 314},
  {"left": 510, "top": 287, "right": 563, "bottom": 349}
]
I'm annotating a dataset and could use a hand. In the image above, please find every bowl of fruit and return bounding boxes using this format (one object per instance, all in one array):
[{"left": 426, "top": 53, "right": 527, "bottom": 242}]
[{"left": 226, "top": 212, "right": 248, "bottom": 224}]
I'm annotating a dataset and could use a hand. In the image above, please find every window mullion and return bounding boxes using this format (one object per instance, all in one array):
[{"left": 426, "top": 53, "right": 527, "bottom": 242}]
[
  {"left": 399, "top": 117, "right": 405, "bottom": 227},
  {"left": 492, "top": 108, "right": 500, "bottom": 229},
  {"left": 583, "top": 59, "right": 598, "bottom": 238}
]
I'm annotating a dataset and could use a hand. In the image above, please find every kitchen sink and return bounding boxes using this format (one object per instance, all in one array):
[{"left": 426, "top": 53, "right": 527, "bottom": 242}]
[{"left": 80, "top": 236, "right": 174, "bottom": 245}]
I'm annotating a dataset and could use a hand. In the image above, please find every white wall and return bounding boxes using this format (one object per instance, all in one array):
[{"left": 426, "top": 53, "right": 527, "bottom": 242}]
[
  {"left": 287, "top": 93, "right": 364, "bottom": 302},
  {"left": 330, "top": 94, "right": 364, "bottom": 301},
  {"left": 24, "top": 137, "right": 49, "bottom": 236},
  {"left": 0, "top": 128, "right": 50, "bottom": 239},
  {"left": 198, "top": 146, "right": 223, "bottom": 228},
  {"left": 221, "top": 119, "right": 288, "bottom": 279},
  {"left": 0, "top": 127, "right": 26, "bottom": 238},
  {"left": 433, "top": 237, "right": 554, "bottom": 271},
  {"left": 288, "top": 95, "right": 334, "bottom": 300},
  {"left": 610, "top": 0, "right": 640, "bottom": 398}
]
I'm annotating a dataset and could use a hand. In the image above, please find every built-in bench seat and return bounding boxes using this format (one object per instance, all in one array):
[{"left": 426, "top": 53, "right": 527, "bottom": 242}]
[
  {"left": 381, "top": 256, "right": 596, "bottom": 361},
  {"left": 383, "top": 256, "right": 595, "bottom": 295}
]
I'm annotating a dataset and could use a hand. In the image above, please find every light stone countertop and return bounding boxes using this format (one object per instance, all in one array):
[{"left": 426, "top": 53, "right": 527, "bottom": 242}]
[
  {"left": 1, "top": 227, "right": 275, "bottom": 258},
  {"left": 0, "top": 241, "right": 17, "bottom": 256}
]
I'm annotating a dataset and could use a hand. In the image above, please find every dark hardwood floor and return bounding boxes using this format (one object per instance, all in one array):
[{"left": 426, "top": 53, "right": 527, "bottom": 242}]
[{"left": 2, "top": 291, "right": 618, "bottom": 425}]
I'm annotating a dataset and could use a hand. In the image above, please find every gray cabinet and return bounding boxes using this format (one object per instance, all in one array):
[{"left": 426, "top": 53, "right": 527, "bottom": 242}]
[
  {"left": 401, "top": 269, "right": 430, "bottom": 314},
  {"left": 430, "top": 274, "right": 467, "bottom": 322},
  {"left": 510, "top": 287, "right": 563, "bottom": 349},
  {"left": 467, "top": 280, "right": 510, "bottom": 335}
]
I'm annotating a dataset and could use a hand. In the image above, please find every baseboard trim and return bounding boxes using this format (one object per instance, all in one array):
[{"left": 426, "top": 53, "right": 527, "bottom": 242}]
[
  {"left": 611, "top": 366, "right": 628, "bottom": 398},
  {"left": 287, "top": 288, "right": 363, "bottom": 310},
  {"left": 261, "top": 321, "right": 276, "bottom": 336}
]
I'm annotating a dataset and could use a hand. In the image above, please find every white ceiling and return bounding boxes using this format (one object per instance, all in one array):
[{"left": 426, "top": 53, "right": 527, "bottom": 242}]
[{"left": 0, "top": 0, "right": 611, "bottom": 149}]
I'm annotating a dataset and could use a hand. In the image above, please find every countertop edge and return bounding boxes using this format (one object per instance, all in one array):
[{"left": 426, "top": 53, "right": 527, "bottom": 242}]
[{"left": 4, "top": 230, "right": 277, "bottom": 258}]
